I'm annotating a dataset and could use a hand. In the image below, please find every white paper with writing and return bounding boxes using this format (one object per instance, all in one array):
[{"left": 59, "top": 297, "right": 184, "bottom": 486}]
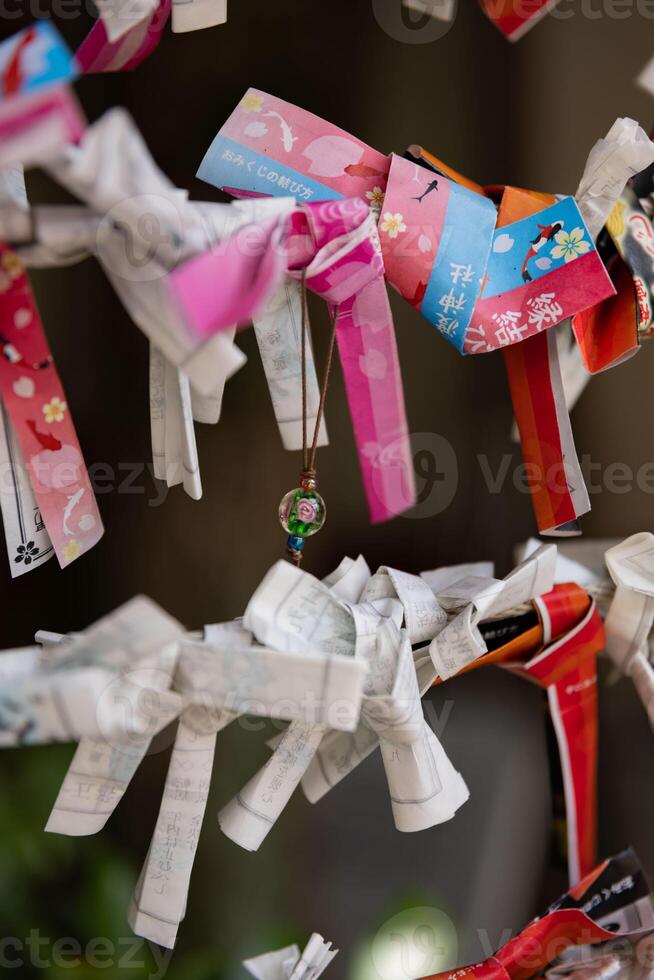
[
  {"left": 176, "top": 638, "right": 366, "bottom": 730},
  {"left": 429, "top": 544, "right": 556, "bottom": 680},
  {"left": 4, "top": 598, "right": 183, "bottom": 750},
  {"left": 128, "top": 702, "right": 233, "bottom": 948},
  {"left": 253, "top": 280, "right": 327, "bottom": 451},
  {"left": 217, "top": 558, "right": 370, "bottom": 850},
  {"left": 302, "top": 550, "right": 555, "bottom": 807}
]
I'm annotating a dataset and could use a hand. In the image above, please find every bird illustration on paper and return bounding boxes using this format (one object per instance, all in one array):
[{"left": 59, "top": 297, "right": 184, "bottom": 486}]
[{"left": 413, "top": 179, "right": 439, "bottom": 204}]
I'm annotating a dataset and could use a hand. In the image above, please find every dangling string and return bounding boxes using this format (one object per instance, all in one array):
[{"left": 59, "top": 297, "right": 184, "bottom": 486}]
[
  {"left": 300, "top": 274, "right": 339, "bottom": 479},
  {"left": 279, "top": 275, "right": 339, "bottom": 565}
]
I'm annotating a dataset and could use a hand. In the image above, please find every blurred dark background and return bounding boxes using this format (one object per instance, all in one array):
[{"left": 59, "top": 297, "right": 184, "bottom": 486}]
[{"left": 1, "top": 2, "right": 654, "bottom": 977}]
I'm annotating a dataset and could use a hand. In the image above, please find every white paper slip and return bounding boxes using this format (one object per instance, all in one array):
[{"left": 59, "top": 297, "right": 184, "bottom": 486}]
[
  {"left": 575, "top": 118, "right": 654, "bottom": 240},
  {"left": 253, "top": 280, "right": 328, "bottom": 451},
  {"left": 630, "top": 651, "right": 654, "bottom": 726},
  {"left": 45, "top": 734, "right": 153, "bottom": 836},
  {"left": 361, "top": 622, "right": 468, "bottom": 831},
  {"left": 302, "top": 621, "right": 468, "bottom": 829},
  {"left": 370, "top": 567, "right": 447, "bottom": 644},
  {"left": 604, "top": 533, "right": 654, "bottom": 674},
  {"left": 517, "top": 536, "right": 600, "bottom": 588},
  {"left": 637, "top": 55, "right": 654, "bottom": 97},
  {"left": 429, "top": 544, "right": 556, "bottom": 680},
  {"left": 172, "top": 0, "right": 227, "bottom": 32},
  {"left": 218, "top": 557, "right": 370, "bottom": 852},
  {"left": 402, "top": 0, "right": 455, "bottom": 19},
  {"left": 322, "top": 554, "right": 370, "bottom": 602},
  {"left": 18, "top": 598, "right": 185, "bottom": 745},
  {"left": 189, "top": 325, "right": 241, "bottom": 424},
  {"left": 420, "top": 561, "right": 494, "bottom": 595},
  {"left": 244, "top": 934, "right": 337, "bottom": 980},
  {"left": 149, "top": 347, "right": 202, "bottom": 499},
  {"left": 218, "top": 720, "right": 326, "bottom": 851},
  {"left": 176, "top": 640, "right": 366, "bottom": 731},
  {"left": 128, "top": 704, "right": 233, "bottom": 948},
  {"left": 243, "top": 560, "right": 356, "bottom": 657}
]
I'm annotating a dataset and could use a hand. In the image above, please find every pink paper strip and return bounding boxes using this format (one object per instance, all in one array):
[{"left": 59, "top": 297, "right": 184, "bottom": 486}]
[
  {"left": 210, "top": 88, "right": 390, "bottom": 201},
  {"left": 76, "top": 0, "right": 171, "bottom": 74},
  {"left": 0, "top": 87, "right": 86, "bottom": 169},
  {"left": 302, "top": 199, "right": 416, "bottom": 524},
  {"left": 168, "top": 215, "right": 289, "bottom": 338}
]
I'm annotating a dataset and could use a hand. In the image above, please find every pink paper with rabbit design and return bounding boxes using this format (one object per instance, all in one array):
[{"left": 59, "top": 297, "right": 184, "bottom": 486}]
[{"left": 0, "top": 246, "right": 103, "bottom": 567}]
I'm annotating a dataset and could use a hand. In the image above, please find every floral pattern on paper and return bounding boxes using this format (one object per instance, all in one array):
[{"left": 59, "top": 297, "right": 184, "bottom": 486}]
[
  {"left": 42, "top": 396, "right": 67, "bottom": 423},
  {"left": 380, "top": 212, "right": 407, "bottom": 240},
  {"left": 241, "top": 93, "right": 264, "bottom": 113},
  {"left": 550, "top": 228, "right": 591, "bottom": 263}
]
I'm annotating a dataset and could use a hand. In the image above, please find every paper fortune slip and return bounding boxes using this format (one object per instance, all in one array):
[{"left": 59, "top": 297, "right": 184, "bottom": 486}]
[
  {"left": 419, "top": 849, "right": 654, "bottom": 980},
  {"left": 243, "top": 934, "right": 337, "bottom": 980}
]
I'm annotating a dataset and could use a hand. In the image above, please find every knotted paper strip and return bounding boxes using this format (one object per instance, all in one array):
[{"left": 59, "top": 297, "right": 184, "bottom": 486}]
[
  {"left": 0, "top": 597, "right": 183, "bottom": 752},
  {"left": 252, "top": 280, "right": 327, "bottom": 451},
  {"left": 429, "top": 544, "right": 556, "bottom": 679},
  {"left": 511, "top": 586, "right": 604, "bottom": 883},
  {"left": 302, "top": 547, "right": 554, "bottom": 812},
  {"left": 291, "top": 559, "right": 468, "bottom": 831},
  {"left": 129, "top": 618, "right": 367, "bottom": 944},
  {"left": 44, "top": 109, "right": 289, "bottom": 396},
  {"left": 419, "top": 849, "right": 654, "bottom": 980},
  {"left": 170, "top": 196, "right": 416, "bottom": 522},
  {"left": 217, "top": 557, "right": 369, "bottom": 851}
]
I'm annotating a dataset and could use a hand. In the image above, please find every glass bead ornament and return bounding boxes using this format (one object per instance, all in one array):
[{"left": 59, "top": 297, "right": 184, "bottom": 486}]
[{"left": 279, "top": 474, "right": 326, "bottom": 563}]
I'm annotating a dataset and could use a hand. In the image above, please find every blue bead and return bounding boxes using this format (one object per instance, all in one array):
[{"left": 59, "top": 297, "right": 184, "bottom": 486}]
[{"left": 287, "top": 534, "right": 305, "bottom": 552}]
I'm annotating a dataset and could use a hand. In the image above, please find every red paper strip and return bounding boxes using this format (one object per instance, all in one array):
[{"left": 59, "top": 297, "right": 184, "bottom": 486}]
[{"left": 0, "top": 246, "right": 103, "bottom": 567}]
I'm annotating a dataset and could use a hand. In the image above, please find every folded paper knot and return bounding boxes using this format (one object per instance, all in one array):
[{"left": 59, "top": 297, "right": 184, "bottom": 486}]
[{"left": 290, "top": 199, "right": 385, "bottom": 307}]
